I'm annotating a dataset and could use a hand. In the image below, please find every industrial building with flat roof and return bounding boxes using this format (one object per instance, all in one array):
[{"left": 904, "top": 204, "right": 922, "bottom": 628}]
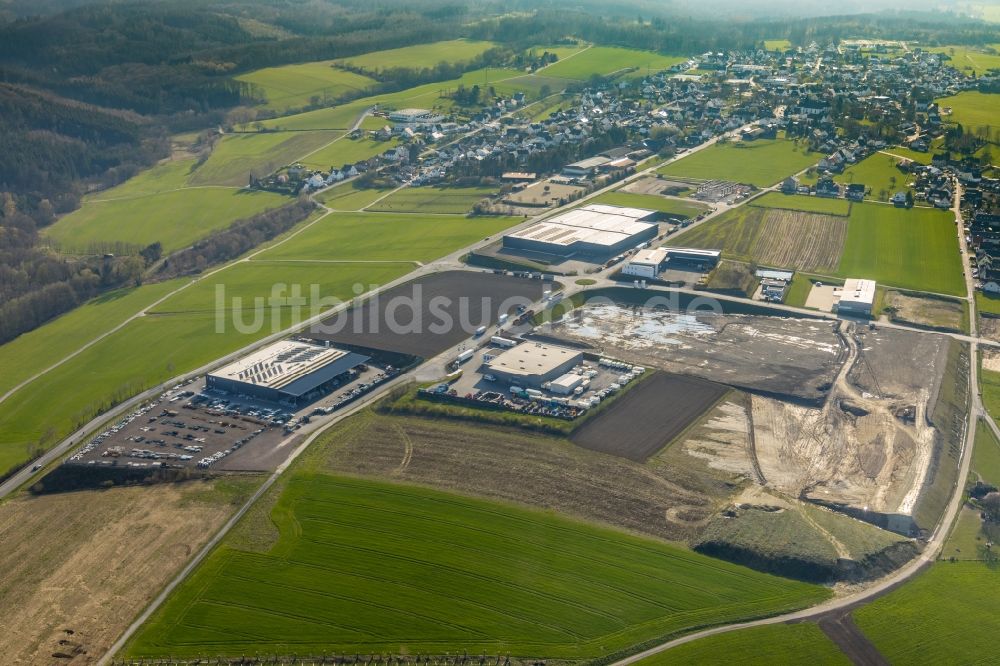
[
  {"left": 485, "top": 342, "right": 584, "bottom": 388},
  {"left": 835, "top": 278, "right": 876, "bottom": 317},
  {"left": 206, "top": 340, "right": 369, "bottom": 404},
  {"left": 502, "top": 204, "right": 659, "bottom": 257}
]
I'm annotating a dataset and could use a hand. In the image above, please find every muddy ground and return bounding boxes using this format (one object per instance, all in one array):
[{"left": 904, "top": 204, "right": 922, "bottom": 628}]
[
  {"left": 310, "top": 271, "right": 544, "bottom": 358},
  {"left": 571, "top": 372, "right": 728, "bottom": 461},
  {"left": 542, "top": 303, "right": 845, "bottom": 404}
]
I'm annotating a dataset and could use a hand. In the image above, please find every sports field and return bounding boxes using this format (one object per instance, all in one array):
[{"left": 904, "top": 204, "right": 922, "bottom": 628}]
[
  {"left": 236, "top": 62, "right": 376, "bottom": 112},
  {"left": 126, "top": 474, "right": 828, "bottom": 658},
  {"left": 635, "top": 623, "right": 849, "bottom": 665},
  {"left": 591, "top": 191, "right": 710, "bottom": 218},
  {"left": 44, "top": 188, "right": 289, "bottom": 254},
  {"left": 751, "top": 192, "right": 851, "bottom": 215},
  {"left": 853, "top": 562, "right": 1000, "bottom": 664},
  {"left": 259, "top": 212, "right": 520, "bottom": 262},
  {"left": 836, "top": 203, "right": 964, "bottom": 295},
  {"left": 936, "top": 91, "right": 1000, "bottom": 143},
  {"left": 189, "top": 131, "right": 341, "bottom": 186},
  {"left": 541, "top": 46, "right": 687, "bottom": 79},
  {"left": 336, "top": 39, "right": 496, "bottom": 72},
  {"left": 368, "top": 185, "right": 496, "bottom": 214},
  {"left": 299, "top": 136, "right": 399, "bottom": 171},
  {"left": 658, "top": 139, "right": 819, "bottom": 187}
]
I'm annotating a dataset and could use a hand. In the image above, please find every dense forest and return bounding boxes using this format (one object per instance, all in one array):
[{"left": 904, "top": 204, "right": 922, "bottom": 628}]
[{"left": 1, "top": 0, "right": 998, "bottom": 346}]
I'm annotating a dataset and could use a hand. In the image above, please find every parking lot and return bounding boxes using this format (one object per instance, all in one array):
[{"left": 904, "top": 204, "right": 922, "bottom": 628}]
[{"left": 66, "top": 360, "right": 400, "bottom": 473}]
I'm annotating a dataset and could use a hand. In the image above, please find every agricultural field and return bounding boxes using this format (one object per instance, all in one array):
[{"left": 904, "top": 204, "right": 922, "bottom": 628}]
[
  {"left": 259, "top": 212, "right": 520, "bottom": 263},
  {"left": 936, "top": 91, "right": 1000, "bottom": 142},
  {"left": 298, "top": 135, "right": 399, "bottom": 171},
  {"left": 126, "top": 474, "right": 828, "bottom": 659},
  {"left": 148, "top": 261, "right": 413, "bottom": 315},
  {"left": 83, "top": 157, "right": 200, "bottom": 201},
  {"left": 541, "top": 46, "right": 687, "bottom": 79},
  {"left": 979, "top": 366, "right": 1000, "bottom": 424},
  {"left": 189, "top": 131, "right": 340, "bottom": 186},
  {"left": 853, "top": 562, "right": 1000, "bottom": 664},
  {"left": 570, "top": 372, "right": 728, "bottom": 461},
  {"left": 975, "top": 292, "right": 1000, "bottom": 315},
  {"left": 311, "top": 271, "right": 542, "bottom": 358},
  {"left": 635, "top": 623, "right": 849, "bottom": 666},
  {"left": 591, "top": 190, "right": 710, "bottom": 218},
  {"left": 0, "top": 476, "right": 259, "bottom": 664},
  {"left": 751, "top": 192, "right": 851, "bottom": 216},
  {"left": 837, "top": 203, "right": 964, "bottom": 295},
  {"left": 658, "top": 138, "right": 820, "bottom": 187},
  {"left": 672, "top": 205, "right": 848, "bottom": 273},
  {"left": 236, "top": 62, "right": 376, "bottom": 112},
  {"left": 928, "top": 45, "right": 1000, "bottom": 77},
  {"left": 972, "top": 417, "right": 1000, "bottom": 486},
  {"left": 44, "top": 187, "right": 289, "bottom": 254},
  {"left": 368, "top": 185, "right": 497, "bottom": 214},
  {"left": 336, "top": 39, "right": 496, "bottom": 73},
  {"left": 316, "top": 182, "right": 394, "bottom": 210},
  {"left": 260, "top": 68, "right": 533, "bottom": 132}
]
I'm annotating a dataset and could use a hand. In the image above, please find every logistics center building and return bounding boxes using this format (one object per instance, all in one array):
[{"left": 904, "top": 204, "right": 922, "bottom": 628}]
[
  {"left": 502, "top": 204, "right": 659, "bottom": 257},
  {"left": 206, "top": 340, "right": 369, "bottom": 404},
  {"left": 485, "top": 342, "right": 584, "bottom": 388}
]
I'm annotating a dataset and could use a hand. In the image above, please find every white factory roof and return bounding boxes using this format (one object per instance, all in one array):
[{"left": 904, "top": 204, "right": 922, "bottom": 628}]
[
  {"left": 837, "top": 278, "right": 877, "bottom": 306},
  {"left": 630, "top": 248, "right": 669, "bottom": 266},
  {"left": 506, "top": 204, "right": 658, "bottom": 249},
  {"left": 208, "top": 340, "right": 350, "bottom": 390},
  {"left": 550, "top": 372, "right": 585, "bottom": 390},
  {"left": 486, "top": 342, "right": 582, "bottom": 378}
]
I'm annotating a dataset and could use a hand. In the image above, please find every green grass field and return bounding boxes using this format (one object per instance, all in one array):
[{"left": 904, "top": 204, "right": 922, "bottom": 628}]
[
  {"left": 658, "top": 139, "right": 819, "bottom": 187},
  {"left": 299, "top": 136, "right": 399, "bottom": 171},
  {"left": 236, "top": 62, "right": 376, "bottom": 112},
  {"left": 126, "top": 474, "right": 829, "bottom": 658},
  {"left": 764, "top": 39, "right": 793, "bottom": 51},
  {"left": 854, "top": 562, "right": 1000, "bottom": 664},
  {"left": 189, "top": 131, "right": 341, "bottom": 186},
  {"left": 976, "top": 292, "right": 1000, "bottom": 315},
  {"left": 260, "top": 68, "right": 531, "bottom": 132},
  {"left": 751, "top": 192, "right": 851, "bottom": 215},
  {"left": 336, "top": 39, "right": 496, "bottom": 72},
  {"left": 259, "top": 212, "right": 519, "bottom": 262},
  {"left": 834, "top": 152, "right": 917, "bottom": 200},
  {"left": 541, "top": 46, "right": 687, "bottom": 79},
  {"left": 368, "top": 186, "right": 496, "bottom": 214},
  {"left": 44, "top": 188, "right": 289, "bottom": 254},
  {"left": 928, "top": 45, "right": 1000, "bottom": 76},
  {"left": 936, "top": 91, "right": 1000, "bottom": 143},
  {"left": 316, "top": 182, "right": 394, "bottom": 210},
  {"left": 635, "top": 623, "right": 849, "bottom": 666},
  {"left": 972, "top": 418, "right": 1000, "bottom": 485},
  {"left": 979, "top": 367, "right": 1000, "bottom": 424},
  {"left": 591, "top": 191, "right": 710, "bottom": 218},
  {"left": 82, "top": 158, "right": 199, "bottom": 202},
  {"left": 837, "top": 203, "right": 964, "bottom": 295},
  {"left": 881, "top": 146, "right": 934, "bottom": 165},
  {"left": 149, "top": 261, "right": 412, "bottom": 315}
]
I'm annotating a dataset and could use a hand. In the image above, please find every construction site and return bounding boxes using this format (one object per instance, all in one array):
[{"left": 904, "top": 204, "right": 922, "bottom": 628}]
[{"left": 539, "top": 296, "right": 969, "bottom": 538}]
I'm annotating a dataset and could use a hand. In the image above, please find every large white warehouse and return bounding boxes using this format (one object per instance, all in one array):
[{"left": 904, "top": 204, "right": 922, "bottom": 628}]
[{"left": 502, "top": 204, "right": 659, "bottom": 257}]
